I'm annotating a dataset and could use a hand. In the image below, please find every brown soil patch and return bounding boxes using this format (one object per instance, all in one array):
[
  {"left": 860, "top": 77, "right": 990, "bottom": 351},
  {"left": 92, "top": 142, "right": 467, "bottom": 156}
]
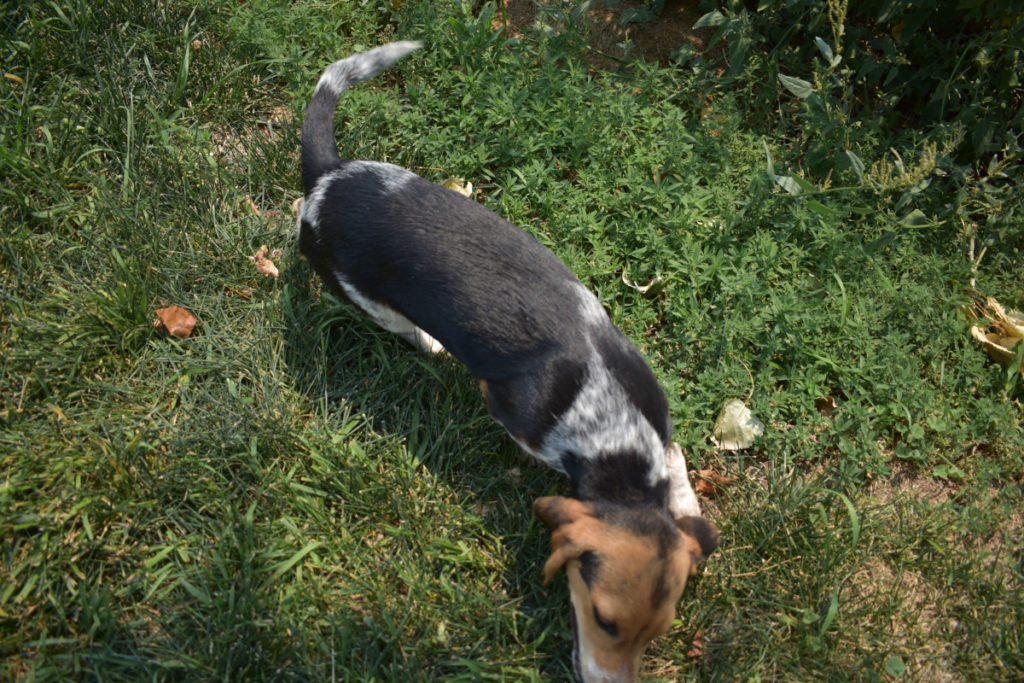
[
  {"left": 850, "top": 463, "right": 1023, "bottom": 679},
  {"left": 868, "top": 462, "right": 1024, "bottom": 572},
  {"left": 495, "top": 0, "right": 723, "bottom": 70},
  {"left": 848, "top": 558, "right": 960, "bottom": 682}
]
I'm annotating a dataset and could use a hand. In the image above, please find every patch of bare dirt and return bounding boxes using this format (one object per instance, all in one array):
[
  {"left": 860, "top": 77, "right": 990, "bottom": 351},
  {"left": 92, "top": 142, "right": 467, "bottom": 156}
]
[
  {"left": 868, "top": 462, "right": 1024, "bottom": 575},
  {"left": 211, "top": 103, "right": 294, "bottom": 168},
  {"left": 848, "top": 557, "right": 961, "bottom": 682},
  {"left": 495, "top": 0, "right": 723, "bottom": 71},
  {"left": 849, "top": 463, "right": 1024, "bottom": 679},
  {"left": 868, "top": 461, "right": 960, "bottom": 506}
]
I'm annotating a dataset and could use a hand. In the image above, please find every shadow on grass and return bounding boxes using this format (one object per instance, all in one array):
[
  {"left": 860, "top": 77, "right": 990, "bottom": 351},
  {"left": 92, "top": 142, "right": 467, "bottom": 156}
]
[{"left": 249, "top": 253, "right": 578, "bottom": 679}]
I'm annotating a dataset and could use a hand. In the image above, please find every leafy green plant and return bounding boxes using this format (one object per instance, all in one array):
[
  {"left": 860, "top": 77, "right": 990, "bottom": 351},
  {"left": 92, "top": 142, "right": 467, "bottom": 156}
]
[
  {"left": 693, "top": 0, "right": 1023, "bottom": 262},
  {"left": 696, "top": 0, "right": 1024, "bottom": 155}
]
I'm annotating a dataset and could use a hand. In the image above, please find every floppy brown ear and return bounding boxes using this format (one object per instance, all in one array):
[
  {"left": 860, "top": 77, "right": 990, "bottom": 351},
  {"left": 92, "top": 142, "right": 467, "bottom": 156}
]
[
  {"left": 541, "top": 530, "right": 578, "bottom": 585},
  {"left": 534, "top": 497, "right": 595, "bottom": 585},
  {"left": 533, "top": 496, "right": 593, "bottom": 529},
  {"left": 676, "top": 516, "right": 720, "bottom": 563}
]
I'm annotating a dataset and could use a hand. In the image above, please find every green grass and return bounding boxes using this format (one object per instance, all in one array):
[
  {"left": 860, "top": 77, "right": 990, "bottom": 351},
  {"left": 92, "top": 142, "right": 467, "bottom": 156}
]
[{"left": 2, "top": 0, "right": 1022, "bottom": 680}]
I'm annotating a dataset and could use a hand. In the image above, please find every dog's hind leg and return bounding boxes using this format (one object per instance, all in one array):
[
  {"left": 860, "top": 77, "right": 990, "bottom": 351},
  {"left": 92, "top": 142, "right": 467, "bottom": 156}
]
[
  {"left": 359, "top": 302, "right": 444, "bottom": 354},
  {"left": 332, "top": 270, "right": 445, "bottom": 354}
]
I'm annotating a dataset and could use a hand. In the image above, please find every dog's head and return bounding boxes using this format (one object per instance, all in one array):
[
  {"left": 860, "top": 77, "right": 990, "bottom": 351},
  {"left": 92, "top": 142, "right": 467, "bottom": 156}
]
[{"left": 534, "top": 496, "right": 718, "bottom": 683}]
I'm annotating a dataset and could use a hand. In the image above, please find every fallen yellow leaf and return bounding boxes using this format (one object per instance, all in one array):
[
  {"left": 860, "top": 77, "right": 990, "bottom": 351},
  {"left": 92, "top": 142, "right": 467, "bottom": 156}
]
[
  {"left": 712, "top": 399, "right": 764, "bottom": 450},
  {"left": 965, "top": 295, "right": 1024, "bottom": 367},
  {"left": 442, "top": 177, "right": 473, "bottom": 197}
]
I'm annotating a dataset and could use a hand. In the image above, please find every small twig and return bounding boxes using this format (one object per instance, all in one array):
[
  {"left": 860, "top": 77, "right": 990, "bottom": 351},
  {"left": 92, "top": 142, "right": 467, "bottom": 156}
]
[
  {"left": 969, "top": 233, "right": 976, "bottom": 289},
  {"left": 730, "top": 352, "right": 755, "bottom": 403},
  {"left": 966, "top": 219, "right": 984, "bottom": 289},
  {"left": 17, "top": 374, "right": 29, "bottom": 412},
  {"left": 586, "top": 46, "right": 630, "bottom": 65}
]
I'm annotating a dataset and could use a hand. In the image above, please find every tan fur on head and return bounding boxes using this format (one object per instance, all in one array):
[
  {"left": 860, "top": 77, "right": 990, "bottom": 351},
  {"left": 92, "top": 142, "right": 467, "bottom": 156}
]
[{"left": 534, "top": 496, "right": 717, "bottom": 682}]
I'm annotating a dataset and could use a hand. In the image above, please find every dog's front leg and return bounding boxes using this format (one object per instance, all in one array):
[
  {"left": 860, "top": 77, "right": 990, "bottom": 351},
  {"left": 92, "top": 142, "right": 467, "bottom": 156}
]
[{"left": 666, "top": 442, "right": 702, "bottom": 520}]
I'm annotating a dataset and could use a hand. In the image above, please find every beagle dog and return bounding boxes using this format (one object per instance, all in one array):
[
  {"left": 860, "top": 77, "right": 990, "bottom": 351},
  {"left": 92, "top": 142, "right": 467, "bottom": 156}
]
[{"left": 297, "top": 42, "right": 718, "bottom": 682}]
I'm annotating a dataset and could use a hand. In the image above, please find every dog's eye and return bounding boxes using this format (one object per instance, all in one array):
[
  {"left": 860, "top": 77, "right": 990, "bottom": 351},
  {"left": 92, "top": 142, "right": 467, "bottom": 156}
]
[
  {"left": 592, "top": 606, "right": 618, "bottom": 638},
  {"left": 579, "top": 551, "right": 600, "bottom": 588}
]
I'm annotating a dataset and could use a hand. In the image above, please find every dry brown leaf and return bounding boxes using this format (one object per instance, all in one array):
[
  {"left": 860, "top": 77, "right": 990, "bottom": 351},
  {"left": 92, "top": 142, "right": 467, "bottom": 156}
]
[
  {"left": 154, "top": 306, "right": 197, "bottom": 338},
  {"left": 687, "top": 630, "right": 705, "bottom": 659},
  {"left": 815, "top": 396, "right": 838, "bottom": 419},
  {"left": 248, "top": 244, "right": 279, "bottom": 278},
  {"left": 694, "top": 469, "right": 738, "bottom": 498}
]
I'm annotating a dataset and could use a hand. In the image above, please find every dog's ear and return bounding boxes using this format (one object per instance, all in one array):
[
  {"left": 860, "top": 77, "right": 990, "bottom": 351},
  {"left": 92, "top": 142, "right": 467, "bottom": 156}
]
[
  {"left": 675, "top": 516, "right": 719, "bottom": 564},
  {"left": 533, "top": 496, "right": 592, "bottom": 529},
  {"left": 540, "top": 531, "right": 578, "bottom": 585},
  {"left": 534, "top": 497, "right": 596, "bottom": 585}
]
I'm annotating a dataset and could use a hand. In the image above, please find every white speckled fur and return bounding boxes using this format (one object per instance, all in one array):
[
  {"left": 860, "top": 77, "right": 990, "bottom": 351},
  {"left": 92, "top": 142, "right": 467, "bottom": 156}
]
[
  {"left": 531, "top": 284, "right": 668, "bottom": 484},
  {"left": 315, "top": 41, "right": 424, "bottom": 97},
  {"left": 538, "top": 352, "right": 666, "bottom": 477}
]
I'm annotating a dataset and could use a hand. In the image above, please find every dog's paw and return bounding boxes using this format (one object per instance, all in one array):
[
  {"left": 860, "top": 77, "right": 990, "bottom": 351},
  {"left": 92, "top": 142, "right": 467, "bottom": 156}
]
[{"left": 414, "top": 329, "right": 446, "bottom": 354}]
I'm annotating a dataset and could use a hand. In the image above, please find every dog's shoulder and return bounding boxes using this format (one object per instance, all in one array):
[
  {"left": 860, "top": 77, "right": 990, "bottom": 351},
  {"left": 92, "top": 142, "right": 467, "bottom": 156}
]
[{"left": 591, "top": 320, "right": 672, "bottom": 446}]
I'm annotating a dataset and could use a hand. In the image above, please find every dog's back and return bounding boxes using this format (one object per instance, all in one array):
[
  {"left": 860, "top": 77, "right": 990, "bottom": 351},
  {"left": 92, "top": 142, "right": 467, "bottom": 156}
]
[{"left": 297, "top": 43, "right": 672, "bottom": 475}]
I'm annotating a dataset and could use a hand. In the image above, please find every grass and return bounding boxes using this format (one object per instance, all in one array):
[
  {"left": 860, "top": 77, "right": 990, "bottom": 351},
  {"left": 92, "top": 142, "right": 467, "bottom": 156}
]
[{"left": 2, "top": 0, "right": 1022, "bottom": 680}]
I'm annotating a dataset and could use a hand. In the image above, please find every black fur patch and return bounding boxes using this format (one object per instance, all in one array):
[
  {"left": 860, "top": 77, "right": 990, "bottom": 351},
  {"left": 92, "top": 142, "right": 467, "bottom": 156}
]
[
  {"left": 561, "top": 449, "right": 670, "bottom": 510},
  {"left": 676, "top": 516, "right": 720, "bottom": 560},
  {"left": 486, "top": 357, "right": 587, "bottom": 449}
]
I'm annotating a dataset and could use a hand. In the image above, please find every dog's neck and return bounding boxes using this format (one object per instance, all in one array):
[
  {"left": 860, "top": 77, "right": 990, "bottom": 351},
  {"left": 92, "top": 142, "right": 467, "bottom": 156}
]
[{"left": 560, "top": 448, "right": 671, "bottom": 511}]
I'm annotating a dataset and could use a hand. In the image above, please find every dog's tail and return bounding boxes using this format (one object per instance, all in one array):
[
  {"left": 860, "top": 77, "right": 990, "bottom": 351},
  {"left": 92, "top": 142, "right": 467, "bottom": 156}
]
[{"left": 301, "top": 41, "right": 423, "bottom": 192}]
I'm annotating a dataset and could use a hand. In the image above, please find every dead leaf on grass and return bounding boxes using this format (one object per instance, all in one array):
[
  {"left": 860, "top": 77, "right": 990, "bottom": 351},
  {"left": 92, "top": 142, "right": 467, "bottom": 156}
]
[
  {"left": 153, "top": 306, "right": 197, "bottom": 338},
  {"left": 687, "top": 630, "right": 704, "bottom": 659},
  {"left": 712, "top": 399, "right": 765, "bottom": 450},
  {"left": 694, "top": 469, "right": 738, "bottom": 498},
  {"left": 248, "top": 244, "right": 279, "bottom": 278},
  {"left": 242, "top": 195, "right": 261, "bottom": 216},
  {"left": 621, "top": 266, "right": 667, "bottom": 297},
  {"left": 815, "top": 396, "right": 838, "bottom": 419},
  {"left": 442, "top": 177, "right": 474, "bottom": 197},
  {"left": 965, "top": 294, "right": 1024, "bottom": 369}
]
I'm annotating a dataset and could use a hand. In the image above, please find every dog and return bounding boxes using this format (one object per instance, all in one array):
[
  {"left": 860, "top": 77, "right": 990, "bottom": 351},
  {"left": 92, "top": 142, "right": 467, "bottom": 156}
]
[{"left": 297, "top": 42, "right": 718, "bottom": 683}]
